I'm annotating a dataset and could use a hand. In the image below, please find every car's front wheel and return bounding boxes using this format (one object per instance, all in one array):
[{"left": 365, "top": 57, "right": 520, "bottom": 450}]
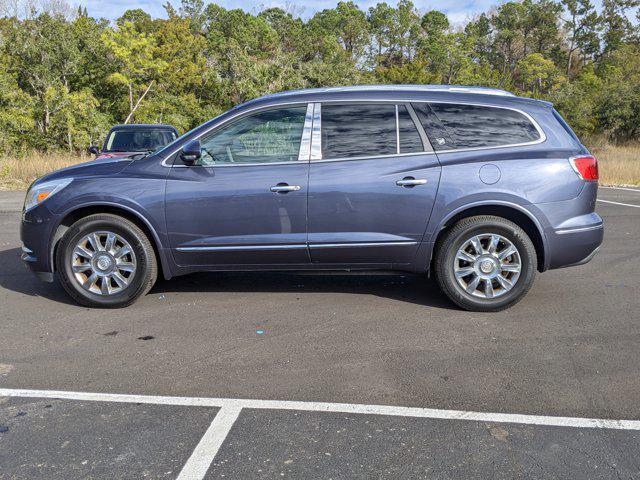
[
  {"left": 434, "top": 215, "right": 537, "bottom": 312},
  {"left": 56, "top": 214, "right": 157, "bottom": 308}
]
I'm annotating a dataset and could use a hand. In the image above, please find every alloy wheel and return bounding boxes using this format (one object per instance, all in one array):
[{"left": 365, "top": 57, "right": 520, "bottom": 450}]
[
  {"left": 453, "top": 233, "right": 521, "bottom": 299},
  {"left": 70, "top": 231, "right": 137, "bottom": 295}
]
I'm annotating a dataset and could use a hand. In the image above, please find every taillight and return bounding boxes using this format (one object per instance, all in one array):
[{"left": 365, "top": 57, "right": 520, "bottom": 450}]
[{"left": 569, "top": 155, "right": 599, "bottom": 181}]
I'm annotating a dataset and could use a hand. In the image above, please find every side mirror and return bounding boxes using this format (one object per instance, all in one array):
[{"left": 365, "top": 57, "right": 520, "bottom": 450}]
[
  {"left": 88, "top": 146, "right": 100, "bottom": 155},
  {"left": 180, "top": 140, "right": 201, "bottom": 165}
]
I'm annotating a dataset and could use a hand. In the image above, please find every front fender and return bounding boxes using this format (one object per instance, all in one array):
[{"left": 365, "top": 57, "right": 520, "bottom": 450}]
[{"left": 47, "top": 180, "right": 173, "bottom": 280}]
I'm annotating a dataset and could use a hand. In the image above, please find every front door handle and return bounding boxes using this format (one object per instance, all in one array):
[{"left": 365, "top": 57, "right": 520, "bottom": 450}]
[
  {"left": 396, "top": 177, "right": 427, "bottom": 187},
  {"left": 270, "top": 183, "right": 301, "bottom": 193}
]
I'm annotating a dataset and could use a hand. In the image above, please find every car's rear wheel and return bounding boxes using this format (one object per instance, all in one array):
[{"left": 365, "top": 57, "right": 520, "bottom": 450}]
[
  {"left": 434, "top": 215, "right": 537, "bottom": 312},
  {"left": 56, "top": 214, "right": 157, "bottom": 308}
]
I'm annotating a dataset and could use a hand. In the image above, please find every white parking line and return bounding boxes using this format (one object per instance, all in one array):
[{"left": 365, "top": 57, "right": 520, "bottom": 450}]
[
  {"left": 597, "top": 199, "right": 640, "bottom": 208},
  {"left": 176, "top": 406, "right": 242, "bottom": 480},
  {"left": 601, "top": 186, "right": 640, "bottom": 192},
  {"left": 3, "top": 387, "right": 640, "bottom": 479},
  {"left": 2, "top": 387, "right": 640, "bottom": 430}
]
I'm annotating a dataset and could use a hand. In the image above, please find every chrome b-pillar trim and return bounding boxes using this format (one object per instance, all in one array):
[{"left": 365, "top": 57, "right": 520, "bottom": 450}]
[
  {"left": 310, "top": 103, "right": 322, "bottom": 161},
  {"left": 395, "top": 104, "right": 400, "bottom": 154},
  {"left": 298, "top": 103, "right": 314, "bottom": 161}
]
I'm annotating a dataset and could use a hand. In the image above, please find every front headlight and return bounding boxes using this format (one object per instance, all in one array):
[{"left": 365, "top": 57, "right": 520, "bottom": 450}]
[{"left": 24, "top": 178, "right": 73, "bottom": 212}]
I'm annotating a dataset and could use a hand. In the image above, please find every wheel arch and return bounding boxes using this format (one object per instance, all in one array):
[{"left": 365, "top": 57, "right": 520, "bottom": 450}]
[
  {"left": 51, "top": 203, "right": 172, "bottom": 280},
  {"left": 432, "top": 202, "right": 548, "bottom": 272}
]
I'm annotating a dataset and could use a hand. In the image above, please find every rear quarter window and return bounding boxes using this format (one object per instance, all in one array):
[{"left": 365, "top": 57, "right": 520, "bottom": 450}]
[{"left": 428, "top": 103, "right": 541, "bottom": 150}]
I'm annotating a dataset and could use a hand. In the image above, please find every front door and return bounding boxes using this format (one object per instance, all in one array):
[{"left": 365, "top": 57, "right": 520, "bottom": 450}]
[
  {"left": 308, "top": 103, "right": 441, "bottom": 266},
  {"left": 165, "top": 104, "right": 311, "bottom": 266}
]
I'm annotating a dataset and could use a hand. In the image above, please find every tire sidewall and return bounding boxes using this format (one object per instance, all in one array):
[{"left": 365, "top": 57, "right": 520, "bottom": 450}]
[
  {"left": 439, "top": 221, "right": 536, "bottom": 310},
  {"left": 57, "top": 217, "right": 152, "bottom": 307}
]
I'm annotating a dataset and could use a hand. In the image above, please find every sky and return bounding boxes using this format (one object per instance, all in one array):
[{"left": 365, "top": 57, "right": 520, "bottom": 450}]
[{"left": 76, "top": 0, "right": 497, "bottom": 25}]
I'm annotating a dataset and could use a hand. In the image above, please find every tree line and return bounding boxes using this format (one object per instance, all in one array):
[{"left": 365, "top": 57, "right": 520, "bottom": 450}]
[{"left": 0, "top": 0, "right": 639, "bottom": 154}]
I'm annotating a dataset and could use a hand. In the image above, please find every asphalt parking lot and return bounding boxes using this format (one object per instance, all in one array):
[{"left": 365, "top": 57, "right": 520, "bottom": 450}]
[{"left": 1, "top": 186, "right": 639, "bottom": 479}]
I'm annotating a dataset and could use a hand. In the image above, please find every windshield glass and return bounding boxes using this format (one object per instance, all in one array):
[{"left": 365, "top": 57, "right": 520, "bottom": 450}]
[{"left": 104, "top": 129, "right": 177, "bottom": 152}]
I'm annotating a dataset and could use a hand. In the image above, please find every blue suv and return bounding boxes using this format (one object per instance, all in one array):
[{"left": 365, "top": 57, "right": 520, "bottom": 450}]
[{"left": 20, "top": 85, "right": 603, "bottom": 311}]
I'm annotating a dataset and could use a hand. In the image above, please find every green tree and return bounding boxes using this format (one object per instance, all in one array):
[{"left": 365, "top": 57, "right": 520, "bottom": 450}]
[
  {"left": 5, "top": 13, "right": 83, "bottom": 137},
  {"left": 601, "top": 0, "right": 640, "bottom": 53},
  {"left": 102, "top": 21, "right": 167, "bottom": 123},
  {"left": 419, "top": 10, "right": 450, "bottom": 79},
  {"left": 516, "top": 52, "right": 564, "bottom": 95},
  {"left": 0, "top": 68, "right": 35, "bottom": 153},
  {"left": 595, "top": 45, "right": 640, "bottom": 138},
  {"left": 561, "top": 0, "right": 600, "bottom": 76},
  {"left": 309, "top": 2, "right": 369, "bottom": 61}
]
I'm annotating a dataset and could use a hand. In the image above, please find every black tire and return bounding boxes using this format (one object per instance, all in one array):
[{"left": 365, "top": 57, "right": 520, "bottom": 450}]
[
  {"left": 56, "top": 214, "right": 157, "bottom": 308},
  {"left": 434, "top": 215, "right": 537, "bottom": 312}
]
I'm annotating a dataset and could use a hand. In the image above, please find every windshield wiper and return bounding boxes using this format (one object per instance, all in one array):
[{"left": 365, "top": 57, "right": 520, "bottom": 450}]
[{"left": 125, "top": 150, "right": 156, "bottom": 160}]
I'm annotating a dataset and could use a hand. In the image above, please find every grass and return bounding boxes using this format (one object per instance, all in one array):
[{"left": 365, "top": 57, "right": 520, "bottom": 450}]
[
  {"left": 588, "top": 143, "right": 640, "bottom": 187},
  {"left": 0, "top": 144, "right": 638, "bottom": 190},
  {"left": 0, "top": 152, "right": 88, "bottom": 190}
]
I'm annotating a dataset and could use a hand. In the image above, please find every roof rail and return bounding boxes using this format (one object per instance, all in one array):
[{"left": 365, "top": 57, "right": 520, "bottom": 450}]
[
  {"left": 334, "top": 85, "right": 515, "bottom": 96},
  {"left": 417, "top": 85, "right": 515, "bottom": 96},
  {"left": 262, "top": 85, "right": 515, "bottom": 99}
]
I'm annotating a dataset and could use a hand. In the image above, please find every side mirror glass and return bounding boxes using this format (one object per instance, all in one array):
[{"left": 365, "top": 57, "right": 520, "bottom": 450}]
[
  {"left": 88, "top": 146, "right": 100, "bottom": 155},
  {"left": 181, "top": 140, "right": 201, "bottom": 165}
]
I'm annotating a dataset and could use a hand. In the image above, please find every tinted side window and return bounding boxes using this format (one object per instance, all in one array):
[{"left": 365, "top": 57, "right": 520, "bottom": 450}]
[
  {"left": 398, "top": 105, "right": 424, "bottom": 153},
  {"left": 412, "top": 102, "right": 454, "bottom": 151},
  {"left": 198, "top": 106, "right": 306, "bottom": 166},
  {"left": 429, "top": 103, "right": 541, "bottom": 149},
  {"left": 321, "top": 104, "right": 396, "bottom": 159}
]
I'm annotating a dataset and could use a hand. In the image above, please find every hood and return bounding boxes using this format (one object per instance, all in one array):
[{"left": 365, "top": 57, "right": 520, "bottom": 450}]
[{"left": 34, "top": 156, "right": 134, "bottom": 186}]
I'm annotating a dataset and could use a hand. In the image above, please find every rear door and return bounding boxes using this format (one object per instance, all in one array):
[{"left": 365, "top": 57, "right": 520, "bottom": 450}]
[{"left": 307, "top": 102, "right": 441, "bottom": 266}]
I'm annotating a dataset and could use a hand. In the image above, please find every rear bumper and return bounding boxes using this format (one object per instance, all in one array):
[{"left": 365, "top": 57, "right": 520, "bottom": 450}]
[
  {"left": 545, "top": 221, "right": 603, "bottom": 270},
  {"left": 531, "top": 181, "right": 603, "bottom": 270}
]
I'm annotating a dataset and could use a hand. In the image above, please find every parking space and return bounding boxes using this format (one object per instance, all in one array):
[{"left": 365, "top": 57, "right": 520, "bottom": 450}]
[
  {"left": 211, "top": 409, "right": 640, "bottom": 479},
  {"left": 1, "top": 187, "right": 639, "bottom": 479},
  {"left": 0, "top": 396, "right": 218, "bottom": 479}
]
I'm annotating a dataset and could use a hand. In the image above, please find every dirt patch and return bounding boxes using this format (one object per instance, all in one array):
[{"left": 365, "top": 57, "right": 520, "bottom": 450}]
[
  {"left": 0, "top": 363, "right": 14, "bottom": 375},
  {"left": 488, "top": 424, "right": 509, "bottom": 442}
]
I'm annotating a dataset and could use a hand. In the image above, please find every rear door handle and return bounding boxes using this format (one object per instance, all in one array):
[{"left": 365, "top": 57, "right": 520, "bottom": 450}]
[
  {"left": 270, "top": 183, "right": 301, "bottom": 193},
  {"left": 396, "top": 177, "right": 427, "bottom": 187}
]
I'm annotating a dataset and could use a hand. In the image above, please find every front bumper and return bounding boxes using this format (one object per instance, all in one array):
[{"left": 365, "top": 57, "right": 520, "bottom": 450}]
[{"left": 20, "top": 204, "right": 60, "bottom": 281}]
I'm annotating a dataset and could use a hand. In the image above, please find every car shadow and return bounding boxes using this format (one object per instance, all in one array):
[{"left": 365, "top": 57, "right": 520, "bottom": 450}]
[
  {"left": 0, "top": 247, "right": 76, "bottom": 306},
  {"left": 151, "top": 271, "right": 454, "bottom": 310},
  {"left": 0, "top": 246, "right": 454, "bottom": 309}
]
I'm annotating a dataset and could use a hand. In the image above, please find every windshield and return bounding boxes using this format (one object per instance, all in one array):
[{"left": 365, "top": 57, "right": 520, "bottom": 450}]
[{"left": 104, "top": 129, "right": 177, "bottom": 153}]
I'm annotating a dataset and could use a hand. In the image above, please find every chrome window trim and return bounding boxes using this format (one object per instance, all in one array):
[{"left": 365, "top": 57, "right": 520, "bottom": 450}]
[
  {"left": 161, "top": 98, "right": 547, "bottom": 167},
  {"left": 309, "top": 151, "right": 436, "bottom": 164}
]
